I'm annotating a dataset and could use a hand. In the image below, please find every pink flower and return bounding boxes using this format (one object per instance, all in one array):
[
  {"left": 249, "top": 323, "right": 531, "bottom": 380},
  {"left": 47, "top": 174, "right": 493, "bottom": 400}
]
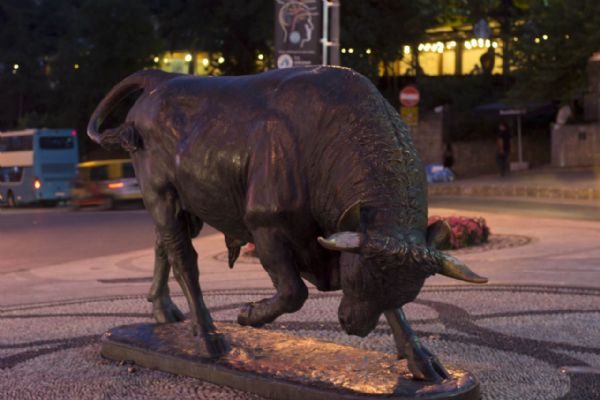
[{"left": 429, "top": 215, "right": 490, "bottom": 249}]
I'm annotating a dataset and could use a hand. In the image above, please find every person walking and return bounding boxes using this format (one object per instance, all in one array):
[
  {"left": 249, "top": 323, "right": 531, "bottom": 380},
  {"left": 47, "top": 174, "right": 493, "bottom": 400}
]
[
  {"left": 443, "top": 143, "right": 455, "bottom": 172},
  {"left": 496, "top": 122, "right": 511, "bottom": 177}
]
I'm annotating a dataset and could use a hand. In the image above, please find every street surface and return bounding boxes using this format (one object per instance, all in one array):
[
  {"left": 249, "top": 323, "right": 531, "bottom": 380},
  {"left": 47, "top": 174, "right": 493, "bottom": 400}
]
[
  {"left": 0, "top": 201, "right": 599, "bottom": 399},
  {"left": 430, "top": 196, "right": 600, "bottom": 221},
  {"left": 0, "top": 206, "right": 217, "bottom": 273}
]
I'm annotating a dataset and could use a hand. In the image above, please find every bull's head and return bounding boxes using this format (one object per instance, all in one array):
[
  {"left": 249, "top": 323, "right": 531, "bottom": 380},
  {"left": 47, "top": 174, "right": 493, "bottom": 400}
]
[{"left": 318, "top": 202, "right": 487, "bottom": 337}]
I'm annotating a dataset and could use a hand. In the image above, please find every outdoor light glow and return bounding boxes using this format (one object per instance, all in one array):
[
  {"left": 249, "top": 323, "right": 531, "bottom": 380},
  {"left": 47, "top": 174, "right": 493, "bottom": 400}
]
[
  {"left": 417, "top": 43, "right": 424, "bottom": 51},
  {"left": 33, "top": 178, "right": 41, "bottom": 190},
  {"left": 565, "top": 34, "right": 570, "bottom": 39},
  {"left": 470, "top": 39, "right": 477, "bottom": 47},
  {"left": 424, "top": 43, "right": 431, "bottom": 52},
  {"left": 258, "top": 54, "right": 264, "bottom": 60},
  {"left": 535, "top": 37, "right": 541, "bottom": 43},
  {"left": 73, "top": 64, "right": 79, "bottom": 70},
  {"left": 542, "top": 34, "right": 549, "bottom": 40},
  {"left": 366, "top": 48, "right": 372, "bottom": 54},
  {"left": 348, "top": 48, "right": 354, "bottom": 54},
  {"left": 477, "top": 38, "right": 484, "bottom": 48},
  {"left": 465, "top": 41, "right": 472, "bottom": 50},
  {"left": 492, "top": 41, "right": 498, "bottom": 48},
  {"left": 403, "top": 46, "right": 410, "bottom": 54},
  {"left": 13, "top": 64, "right": 19, "bottom": 70},
  {"left": 341, "top": 48, "right": 347, "bottom": 53},
  {"left": 513, "top": 37, "right": 519, "bottom": 42},
  {"left": 485, "top": 39, "right": 491, "bottom": 48},
  {"left": 108, "top": 182, "right": 124, "bottom": 189},
  {"left": 184, "top": 54, "right": 192, "bottom": 62},
  {"left": 218, "top": 56, "right": 225, "bottom": 64},
  {"left": 448, "top": 41, "right": 457, "bottom": 49},
  {"left": 153, "top": 56, "right": 159, "bottom": 63},
  {"left": 202, "top": 58, "right": 209, "bottom": 67},
  {"left": 163, "top": 58, "right": 169, "bottom": 64}
]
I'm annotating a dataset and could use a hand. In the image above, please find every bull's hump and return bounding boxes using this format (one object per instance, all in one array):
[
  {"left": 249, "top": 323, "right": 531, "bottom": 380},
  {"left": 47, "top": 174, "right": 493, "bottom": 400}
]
[{"left": 158, "top": 66, "right": 370, "bottom": 100}]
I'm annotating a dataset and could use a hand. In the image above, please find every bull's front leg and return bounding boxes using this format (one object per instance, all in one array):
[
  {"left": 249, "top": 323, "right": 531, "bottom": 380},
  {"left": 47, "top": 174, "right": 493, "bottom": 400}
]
[
  {"left": 146, "top": 190, "right": 228, "bottom": 358},
  {"left": 147, "top": 230, "right": 185, "bottom": 323},
  {"left": 384, "top": 308, "right": 449, "bottom": 382},
  {"left": 238, "top": 227, "right": 308, "bottom": 327}
]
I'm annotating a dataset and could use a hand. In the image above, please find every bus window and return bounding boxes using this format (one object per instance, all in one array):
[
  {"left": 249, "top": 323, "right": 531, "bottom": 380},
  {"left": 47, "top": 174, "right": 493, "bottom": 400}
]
[
  {"left": 89, "top": 166, "right": 108, "bottom": 181},
  {"left": 9, "top": 167, "right": 23, "bottom": 182},
  {"left": 122, "top": 162, "right": 136, "bottom": 178},
  {"left": 39, "top": 137, "right": 74, "bottom": 150},
  {"left": 0, "top": 166, "right": 23, "bottom": 182},
  {"left": 0, "top": 136, "right": 33, "bottom": 151}
]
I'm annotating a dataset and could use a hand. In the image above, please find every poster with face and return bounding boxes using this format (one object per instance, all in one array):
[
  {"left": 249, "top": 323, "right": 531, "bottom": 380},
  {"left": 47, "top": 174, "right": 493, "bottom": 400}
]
[{"left": 275, "top": 0, "right": 322, "bottom": 68}]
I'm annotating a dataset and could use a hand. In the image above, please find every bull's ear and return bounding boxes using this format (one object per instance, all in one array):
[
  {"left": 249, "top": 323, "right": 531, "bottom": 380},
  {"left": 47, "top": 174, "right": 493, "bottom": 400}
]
[
  {"left": 337, "top": 200, "right": 362, "bottom": 232},
  {"left": 426, "top": 220, "right": 451, "bottom": 249}
]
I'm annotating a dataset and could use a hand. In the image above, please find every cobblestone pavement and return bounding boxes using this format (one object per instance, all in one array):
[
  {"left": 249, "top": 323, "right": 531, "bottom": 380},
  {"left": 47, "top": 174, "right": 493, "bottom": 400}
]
[
  {"left": 1, "top": 285, "right": 598, "bottom": 400},
  {"left": 1, "top": 208, "right": 599, "bottom": 399}
]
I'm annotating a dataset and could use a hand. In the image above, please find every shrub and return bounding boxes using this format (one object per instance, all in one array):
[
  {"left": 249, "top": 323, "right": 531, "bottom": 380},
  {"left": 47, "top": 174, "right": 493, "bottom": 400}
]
[{"left": 428, "top": 216, "right": 490, "bottom": 250}]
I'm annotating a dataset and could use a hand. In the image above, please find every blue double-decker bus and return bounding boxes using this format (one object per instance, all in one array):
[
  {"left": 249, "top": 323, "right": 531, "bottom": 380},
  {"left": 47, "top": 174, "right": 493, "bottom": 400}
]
[{"left": 0, "top": 129, "right": 79, "bottom": 206}]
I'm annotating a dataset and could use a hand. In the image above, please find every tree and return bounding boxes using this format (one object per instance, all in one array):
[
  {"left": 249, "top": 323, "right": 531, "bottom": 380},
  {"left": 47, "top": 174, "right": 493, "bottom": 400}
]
[
  {"left": 0, "top": 0, "right": 68, "bottom": 129},
  {"left": 339, "top": 0, "right": 438, "bottom": 80},
  {"left": 154, "top": 0, "right": 272, "bottom": 75},
  {"left": 0, "top": 0, "right": 160, "bottom": 160},
  {"left": 509, "top": 0, "right": 600, "bottom": 102},
  {"left": 435, "top": 0, "right": 531, "bottom": 78},
  {"left": 45, "top": 0, "right": 160, "bottom": 157}
]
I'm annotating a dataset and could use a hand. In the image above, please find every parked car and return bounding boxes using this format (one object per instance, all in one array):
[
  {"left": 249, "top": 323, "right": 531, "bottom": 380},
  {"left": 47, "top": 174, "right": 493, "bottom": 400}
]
[
  {"left": 71, "top": 159, "right": 142, "bottom": 209},
  {"left": 426, "top": 163, "right": 455, "bottom": 183}
]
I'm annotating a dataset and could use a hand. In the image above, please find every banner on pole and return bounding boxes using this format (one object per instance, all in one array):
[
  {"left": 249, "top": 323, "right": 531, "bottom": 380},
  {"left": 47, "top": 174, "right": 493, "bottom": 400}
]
[{"left": 275, "top": 0, "right": 322, "bottom": 68}]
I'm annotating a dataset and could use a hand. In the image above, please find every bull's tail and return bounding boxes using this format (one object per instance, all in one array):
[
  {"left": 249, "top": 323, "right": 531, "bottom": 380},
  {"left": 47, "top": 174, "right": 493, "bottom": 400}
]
[{"left": 87, "top": 69, "right": 176, "bottom": 150}]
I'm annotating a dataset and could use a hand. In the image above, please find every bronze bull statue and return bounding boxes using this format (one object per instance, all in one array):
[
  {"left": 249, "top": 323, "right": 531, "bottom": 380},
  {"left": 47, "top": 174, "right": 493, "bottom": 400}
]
[{"left": 88, "top": 66, "right": 487, "bottom": 382}]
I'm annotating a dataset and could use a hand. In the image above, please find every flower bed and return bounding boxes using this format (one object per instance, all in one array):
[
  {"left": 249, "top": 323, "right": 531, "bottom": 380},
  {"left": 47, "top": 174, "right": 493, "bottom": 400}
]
[{"left": 428, "top": 216, "right": 490, "bottom": 250}]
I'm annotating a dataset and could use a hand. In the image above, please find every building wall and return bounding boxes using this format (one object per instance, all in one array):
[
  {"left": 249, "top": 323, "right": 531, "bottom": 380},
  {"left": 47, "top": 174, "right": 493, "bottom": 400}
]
[
  {"left": 409, "top": 112, "right": 444, "bottom": 166},
  {"left": 551, "top": 123, "right": 600, "bottom": 167},
  {"left": 410, "top": 112, "right": 551, "bottom": 177}
]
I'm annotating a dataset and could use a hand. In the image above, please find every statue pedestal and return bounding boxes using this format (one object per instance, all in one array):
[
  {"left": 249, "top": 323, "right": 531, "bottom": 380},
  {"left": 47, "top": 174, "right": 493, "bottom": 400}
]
[{"left": 101, "top": 321, "right": 480, "bottom": 400}]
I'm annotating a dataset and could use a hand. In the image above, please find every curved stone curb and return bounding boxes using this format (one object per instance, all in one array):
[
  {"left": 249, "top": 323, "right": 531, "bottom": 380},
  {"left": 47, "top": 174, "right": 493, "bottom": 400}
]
[{"left": 428, "top": 184, "right": 600, "bottom": 202}]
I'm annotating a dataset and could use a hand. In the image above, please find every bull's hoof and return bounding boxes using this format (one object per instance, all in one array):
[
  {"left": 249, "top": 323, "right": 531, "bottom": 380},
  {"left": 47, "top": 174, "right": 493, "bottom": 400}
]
[
  {"left": 152, "top": 297, "right": 185, "bottom": 324},
  {"left": 407, "top": 345, "right": 450, "bottom": 383},
  {"left": 237, "top": 302, "right": 272, "bottom": 327},
  {"left": 197, "top": 331, "right": 230, "bottom": 359}
]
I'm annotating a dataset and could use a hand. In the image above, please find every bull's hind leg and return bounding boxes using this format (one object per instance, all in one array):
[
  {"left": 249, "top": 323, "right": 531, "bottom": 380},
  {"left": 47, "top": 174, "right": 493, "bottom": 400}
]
[
  {"left": 238, "top": 227, "right": 308, "bottom": 327},
  {"left": 145, "top": 189, "right": 228, "bottom": 358},
  {"left": 385, "top": 308, "right": 449, "bottom": 382},
  {"left": 147, "top": 230, "right": 185, "bottom": 323}
]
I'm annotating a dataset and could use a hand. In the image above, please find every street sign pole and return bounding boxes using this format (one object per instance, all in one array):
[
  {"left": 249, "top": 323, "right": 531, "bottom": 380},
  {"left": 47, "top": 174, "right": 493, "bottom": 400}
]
[
  {"left": 322, "top": 0, "right": 329, "bottom": 65},
  {"left": 517, "top": 114, "right": 523, "bottom": 163},
  {"left": 500, "top": 108, "right": 527, "bottom": 170},
  {"left": 321, "top": 1, "right": 340, "bottom": 66},
  {"left": 399, "top": 86, "right": 420, "bottom": 126},
  {"left": 329, "top": 0, "right": 340, "bottom": 66}
]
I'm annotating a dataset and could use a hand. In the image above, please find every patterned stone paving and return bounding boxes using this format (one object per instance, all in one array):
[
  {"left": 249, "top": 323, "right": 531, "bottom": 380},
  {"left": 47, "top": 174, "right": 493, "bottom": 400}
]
[{"left": 1, "top": 285, "right": 598, "bottom": 399}]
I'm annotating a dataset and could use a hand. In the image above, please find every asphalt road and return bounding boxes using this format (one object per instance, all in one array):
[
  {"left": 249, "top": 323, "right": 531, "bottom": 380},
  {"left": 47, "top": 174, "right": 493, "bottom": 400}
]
[
  {"left": 2, "top": 197, "right": 600, "bottom": 274},
  {"left": 0, "top": 206, "right": 217, "bottom": 273}
]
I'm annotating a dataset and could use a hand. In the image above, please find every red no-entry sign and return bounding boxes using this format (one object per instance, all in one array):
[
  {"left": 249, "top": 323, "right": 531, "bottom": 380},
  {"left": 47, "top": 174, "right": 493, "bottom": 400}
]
[{"left": 399, "top": 86, "right": 420, "bottom": 107}]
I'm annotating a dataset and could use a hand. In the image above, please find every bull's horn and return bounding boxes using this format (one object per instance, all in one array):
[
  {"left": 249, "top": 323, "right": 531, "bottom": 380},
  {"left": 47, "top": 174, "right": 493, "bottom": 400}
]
[
  {"left": 439, "top": 254, "right": 488, "bottom": 284},
  {"left": 317, "top": 232, "right": 364, "bottom": 252}
]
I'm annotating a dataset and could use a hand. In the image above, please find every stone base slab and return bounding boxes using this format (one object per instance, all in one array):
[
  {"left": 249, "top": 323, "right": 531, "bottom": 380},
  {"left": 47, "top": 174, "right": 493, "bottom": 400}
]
[{"left": 101, "top": 321, "right": 480, "bottom": 400}]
